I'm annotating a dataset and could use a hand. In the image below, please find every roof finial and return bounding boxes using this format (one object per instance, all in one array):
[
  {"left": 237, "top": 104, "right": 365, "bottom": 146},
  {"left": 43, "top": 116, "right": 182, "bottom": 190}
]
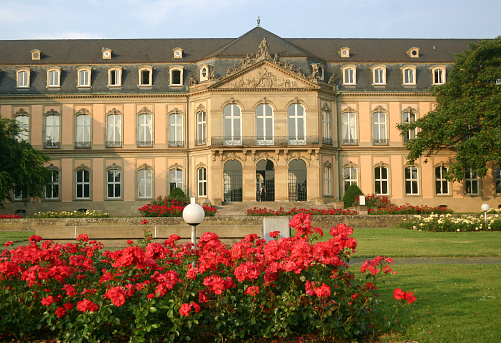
[{"left": 257, "top": 16, "right": 260, "bottom": 27}]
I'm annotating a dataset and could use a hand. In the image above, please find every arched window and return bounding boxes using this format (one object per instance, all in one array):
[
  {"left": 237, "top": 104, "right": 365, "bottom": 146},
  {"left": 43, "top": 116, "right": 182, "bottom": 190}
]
[
  {"left": 224, "top": 160, "right": 242, "bottom": 202},
  {"left": 223, "top": 104, "right": 242, "bottom": 145},
  {"left": 255, "top": 103, "right": 274, "bottom": 145},
  {"left": 342, "top": 66, "right": 356, "bottom": 85},
  {"left": 287, "top": 103, "right": 305, "bottom": 145},
  {"left": 402, "top": 66, "right": 416, "bottom": 85},
  {"left": 288, "top": 159, "right": 307, "bottom": 201}
]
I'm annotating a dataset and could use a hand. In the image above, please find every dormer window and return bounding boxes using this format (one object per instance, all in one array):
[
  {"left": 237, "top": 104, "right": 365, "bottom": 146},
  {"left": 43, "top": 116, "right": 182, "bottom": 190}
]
[
  {"left": 102, "top": 48, "right": 112, "bottom": 60},
  {"left": 138, "top": 66, "right": 153, "bottom": 86},
  {"left": 401, "top": 66, "right": 417, "bottom": 85},
  {"left": 341, "top": 65, "right": 356, "bottom": 85},
  {"left": 311, "top": 63, "right": 324, "bottom": 80},
  {"left": 339, "top": 47, "right": 350, "bottom": 58},
  {"left": 31, "top": 49, "right": 41, "bottom": 61},
  {"left": 431, "top": 66, "right": 446, "bottom": 85},
  {"left": 371, "top": 65, "right": 387, "bottom": 85},
  {"left": 16, "top": 68, "right": 30, "bottom": 88},
  {"left": 407, "top": 47, "right": 420, "bottom": 58},
  {"left": 108, "top": 67, "right": 122, "bottom": 87},
  {"left": 200, "top": 65, "right": 209, "bottom": 82},
  {"left": 47, "top": 68, "right": 61, "bottom": 88},
  {"left": 77, "top": 67, "right": 91, "bottom": 88},
  {"left": 170, "top": 67, "right": 183, "bottom": 86},
  {"left": 173, "top": 48, "right": 183, "bottom": 59}
]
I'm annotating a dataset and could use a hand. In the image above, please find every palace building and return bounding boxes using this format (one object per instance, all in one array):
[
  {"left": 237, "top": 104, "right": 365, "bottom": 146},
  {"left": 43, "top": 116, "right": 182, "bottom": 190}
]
[{"left": 0, "top": 26, "right": 492, "bottom": 215}]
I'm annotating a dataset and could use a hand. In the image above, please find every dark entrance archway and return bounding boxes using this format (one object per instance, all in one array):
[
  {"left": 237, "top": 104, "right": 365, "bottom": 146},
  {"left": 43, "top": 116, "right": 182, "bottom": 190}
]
[
  {"left": 224, "top": 160, "right": 242, "bottom": 202},
  {"left": 288, "top": 159, "right": 307, "bottom": 201},
  {"left": 256, "top": 159, "right": 275, "bottom": 201}
]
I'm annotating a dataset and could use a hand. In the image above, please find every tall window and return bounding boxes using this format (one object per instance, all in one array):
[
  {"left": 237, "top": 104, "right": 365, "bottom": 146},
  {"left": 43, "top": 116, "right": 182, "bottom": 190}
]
[
  {"left": 256, "top": 103, "right": 274, "bottom": 145},
  {"left": 342, "top": 67, "right": 356, "bottom": 85},
  {"left": 374, "top": 166, "right": 388, "bottom": 195},
  {"left": 107, "top": 169, "right": 121, "bottom": 199},
  {"left": 137, "top": 113, "right": 153, "bottom": 147},
  {"left": 76, "top": 169, "right": 90, "bottom": 199},
  {"left": 405, "top": 166, "right": 419, "bottom": 195},
  {"left": 402, "top": 112, "right": 417, "bottom": 143},
  {"left": 47, "top": 69, "right": 60, "bottom": 87},
  {"left": 15, "top": 115, "right": 29, "bottom": 141},
  {"left": 495, "top": 166, "right": 501, "bottom": 194},
  {"left": 17, "top": 69, "right": 30, "bottom": 88},
  {"left": 373, "top": 112, "right": 387, "bottom": 145},
  {"left": 75, "top": 113, "right": 91, "bottom": 148},
  {"left": 108, "top": 68, "right": 122, "bottom": 87},
  {"left": 322, "top": 108, "right": 331, "bottom": 144},
  {"left": 106, "top": 113, "right": 122, "bottom": 147},
  {"left": 78, "top": 68, "right": 91, "bottom": 87},
  {"left": 465, "top": 168, "right": 479, "bottom": 195},
  {"left": 402, "top": 67, "right": 416, "bottom": 85},
  {"left": 138, "top": 169, "right": 152, "bottom": 199},
  {"left": 168, "top": 113, "right": 183, "bottom": 147},
  {"left": 169, "top": 169, "right": 183, "bottom": 193},
  {"left": 373, "top": 67, "right": 386, "bottom": 85},
  {"left": 197, "top": 168, "right": 207, "bottom": 197},
  {"left": 287, "top": 103, "right": 306, "bottom": 145},
  {"left": 44, "top": 113, "right": 60, "bottom": 148},
  {"left": 323, "top": 166, "right": 332, "bottom": 195},
  {"left": 45, "top": 169, "right": 59, "bottom": 200},
  {"left": 432, "top": 67, "right": 446, "bottom": 85},
  {"left": 196, "top": 111, "right": 206, "bottom": 145},
  {"left": 435, "top": 166, "right": 449, "bottom": 195},
  {"left": 342, "top": 112, "right": 357, "bottom": 145},
  {"left": 344, "top": 167, "right": 358, "bottom": 192},
  {"left": 223, "top": 104, "right": 242, "bottom": 145}
]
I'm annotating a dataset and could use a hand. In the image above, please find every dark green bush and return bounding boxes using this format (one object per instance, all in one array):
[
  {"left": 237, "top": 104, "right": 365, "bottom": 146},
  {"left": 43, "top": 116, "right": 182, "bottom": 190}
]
[
  {"left": 167, "top": 187, "right": 188, "bottom": 204},
  {"left": 343, "top": 184, "right": 363, "bottom": 208}
]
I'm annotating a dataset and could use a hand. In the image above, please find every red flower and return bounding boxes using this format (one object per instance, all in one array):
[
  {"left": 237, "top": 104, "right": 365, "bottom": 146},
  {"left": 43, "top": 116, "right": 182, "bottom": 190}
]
[
  {"left": 55, "top": 307, "right": 66, "bottom": 318},
  {"left": 4, "top": 241, "right": 13, "bottom": 247},
  {"left": 269, "top": 231, "right": 281, "bottom": 238},
  {"left": 127, "top": 240, "right": 134, "bottom": 245},
  {"left": 179, "top": 303, "right": 192, "bottom": 317},
  {"left": 77, "top": 299, "right": 99, "bottom": 312},
  {"left": 77, "top": 234, "right": 89, "bottom": 242},
  {"left": 245, "top": 286, "right": 260, "bottom": 296},
  {"left": 104, "top": 286, "right": 126, "bottom": 307},
  {"left": 393, "top": 288, "right": 416, "bottom": 304},
  {"left": 142, "top": 219, "right": 149, "bottom": 225},
  {"left": 41, "top": 295, "right": 57, "bottom": 306}
]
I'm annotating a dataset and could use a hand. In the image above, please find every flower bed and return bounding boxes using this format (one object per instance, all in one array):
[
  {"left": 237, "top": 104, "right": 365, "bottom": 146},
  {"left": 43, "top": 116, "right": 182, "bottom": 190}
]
[
  {"left": 30, "top": 210, "right": 109, "bottom": 218},
  {"left": 0, "top": 214, "right": 414, "bottom": 342},
  {"left": 0, "top": 214, "right": 22, "bottom": 219},
  {"left": 369, "top": 204, "right": 453, "bottom": 215},
  {"left": 246, "top": 207, "right": 357, "bottom": 216},
  {"left": 399, "top": 213, "right": 501, "bottom": 232},
  {"left": 138, "top": 198, "right": 217, "bottom": 217}
]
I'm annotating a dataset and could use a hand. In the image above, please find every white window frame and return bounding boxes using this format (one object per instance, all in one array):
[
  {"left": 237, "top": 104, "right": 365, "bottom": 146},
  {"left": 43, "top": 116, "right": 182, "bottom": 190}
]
[
  {"left": 44, "top": 112, "right": 61, "bottom": 148},
  {"left": 322, "top": 108, "right": 331, "bottom": 143},
  {"left": 431, "top": 66, "right": 446, "bottom": 85},
  {"left": 465, "top": 168, "right": 479, "bottom": 195},
  {"left": 342, "top": 112, "right": 357, "bottom": 145},
  {"left": 374, "top": 166, "right": 389, "bottom": 195},
  {"left": 168, "top": 113, "right": 184, "bottom": 147},
  {"left": 108, "top": 67, "right": 122, "bottom": 87},
  {"left": 323, "top": 166, "right": 332, "bottom": 196},
  {"left": 372, "top": 66, "right": 386, "bottom": 85},
  {"left": 15, "top": 114, "right": 30, "bottom": 142},
  {"left": 106, "top": 169, "right": 121, "bottom": 199},
  {"left": 45, "top": 169, "right": 60, "bottom": 200},
  {"left": 138, "top": 169, "right": 153, "bottom": 199},
  {"left": 196, "top": 111, "right": 206, "bottom": 145},
  {"left": 197, "top": 167, "right": 207, "bottom": 197},
  {"left": 75, "top": 113, "right": 91, "bottom": 148},
  {"left": 75, "top": 169, "right": 91, "bottom": 200},
  {"left": 223, "top": 104, "right": 242, "bottom": 145},
  {"left": 137, "top": 112, "right": 153, "bottom": 147},
  {"left": 402, "top": 66, "right": 416, "bottom": 85},
  {"left": 342, "top": 66, "right": 356, "bottom": 85},
  {"left": 170, "top": 67, "right": 184, "bottom": 86},
  {"left": 435, "top": 166, "right": 449, "bottom": 195},
  {"left": 169, "top": 169, "right": 184, "bottom": 193},
  {"left": 287, "top": 103, "right": 306, "bottom": 145},
  {"left": 344, "top": 167, "right": 358, "bottom": 192},
  {"left": 200, "top": 65, "right": 209, "bottom": 82},
  {"left": 373, "top": 112, "right": 387, "bottom": 145},
  {"left": 255, "top": 103, "right": 274, "bottom": 145},
  {"left": 402, "top": 111, "right": 417, "bottom": 143},
  {"left": 77, "top": 67, "right": 91, "bottom": 88},
  {"left": 47, "top": 68, "right": 61, "bottom": 88},
  {"left": 405, "top": 166, "right": 419, "bottom": 195},
  {"left": 17, "top": 69, "right": 30, "bottom": 88},
  {"left": 106, "top": 112, "right": 122, "bottom": 147},
  {"left": 138, "top": 66, "right": 153, "bottom": 86}
]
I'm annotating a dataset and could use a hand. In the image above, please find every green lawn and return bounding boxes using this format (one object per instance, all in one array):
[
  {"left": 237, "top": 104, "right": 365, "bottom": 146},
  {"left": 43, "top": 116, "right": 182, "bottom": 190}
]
[{"left": 0, "top": 230, "right": 34, "bottom": 246}]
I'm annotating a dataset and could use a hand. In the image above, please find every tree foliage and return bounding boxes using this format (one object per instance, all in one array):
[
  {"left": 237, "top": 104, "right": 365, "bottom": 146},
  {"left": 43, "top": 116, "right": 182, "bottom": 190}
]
[
  {"left": 0, "top": 118, "right": 52, "bottom": 207},
  {"left": 342, "top": 184, "right": 363, "bottom": 208},
  {"left": 398, "top": 37, "right": 501, "bottom": 182}
]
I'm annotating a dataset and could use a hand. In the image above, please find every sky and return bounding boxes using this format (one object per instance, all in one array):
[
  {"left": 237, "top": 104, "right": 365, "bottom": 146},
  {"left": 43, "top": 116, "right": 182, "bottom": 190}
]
[{"left": 0, "top": 0, "right": 500, "bottom": 40}]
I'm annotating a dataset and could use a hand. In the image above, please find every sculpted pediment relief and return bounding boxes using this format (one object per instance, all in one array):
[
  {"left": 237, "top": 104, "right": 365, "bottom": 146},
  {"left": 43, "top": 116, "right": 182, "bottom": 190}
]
[{"left": 213, "top": 62, "right": 319, "bottom": 90}]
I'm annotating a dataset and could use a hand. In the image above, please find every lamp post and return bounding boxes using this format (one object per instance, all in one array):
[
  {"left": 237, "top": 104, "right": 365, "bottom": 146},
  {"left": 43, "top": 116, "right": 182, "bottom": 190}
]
[
  {"left": 182, "top": 197, "right": 205, "bottom": 248},
  {"left": 481, "top": 203, "right": 490, "bottom": 229}
]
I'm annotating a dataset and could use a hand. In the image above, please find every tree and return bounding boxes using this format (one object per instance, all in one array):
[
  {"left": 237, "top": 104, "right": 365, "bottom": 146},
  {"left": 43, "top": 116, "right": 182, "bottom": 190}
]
[
  {"left": 398, "top": 37, "right": 501, "bottom": 182},
  {"left": 342, "top": 184, "right": 363, "bottom": 208},
  {"left": 0, "top": 118, "right": 52, "bottom": 207}
]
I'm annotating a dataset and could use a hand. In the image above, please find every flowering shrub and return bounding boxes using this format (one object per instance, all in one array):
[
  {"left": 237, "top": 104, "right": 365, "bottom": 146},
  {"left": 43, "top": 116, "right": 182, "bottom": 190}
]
[
  {"left": 369, "top": 204, "right": 453, "bottom": 215},
  {"left": 0, "top": 214, "right": 22, "bottom": 219},
  {"left": 399, "top": 213, "right": 501, "bottom": 232},
  {"left": 246, "top": 207, "right": 357, "bottom": 216},
  {"left": 353, "top": 194, "right": 392, "bottom": 209},
  {"left": 138, "top": 197, "right": 217, "bottom": 217},
  {"left": 0, "top": 214, "right": 414, "bottom": 342},
  {"left": 30, "top": 210, "right": 109, "bottom": 218}
]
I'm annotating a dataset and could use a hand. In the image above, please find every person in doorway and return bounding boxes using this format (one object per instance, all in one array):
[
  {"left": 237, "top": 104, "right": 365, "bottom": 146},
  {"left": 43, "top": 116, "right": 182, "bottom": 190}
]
[{"left": 260, "top": 185, "right": 266, "bottom": 202}]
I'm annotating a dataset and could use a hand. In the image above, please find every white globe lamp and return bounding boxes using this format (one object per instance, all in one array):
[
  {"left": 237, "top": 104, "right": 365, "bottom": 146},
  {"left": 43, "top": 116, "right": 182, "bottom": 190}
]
[{"left": 182, "top": 197, "right": 205, "bottom": 248}]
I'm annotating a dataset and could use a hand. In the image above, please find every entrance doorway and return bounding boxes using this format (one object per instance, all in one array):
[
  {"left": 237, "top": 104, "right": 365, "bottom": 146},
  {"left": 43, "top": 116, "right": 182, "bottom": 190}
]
[
  {"left": 224, "top": 160, "right": 242, "bottom": 202},
  {"left": 288, "top": 159, "right": 307, "bottom": 201},
  {"left": 256, "top": 159, "right": 275, "bottom": 201}
]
